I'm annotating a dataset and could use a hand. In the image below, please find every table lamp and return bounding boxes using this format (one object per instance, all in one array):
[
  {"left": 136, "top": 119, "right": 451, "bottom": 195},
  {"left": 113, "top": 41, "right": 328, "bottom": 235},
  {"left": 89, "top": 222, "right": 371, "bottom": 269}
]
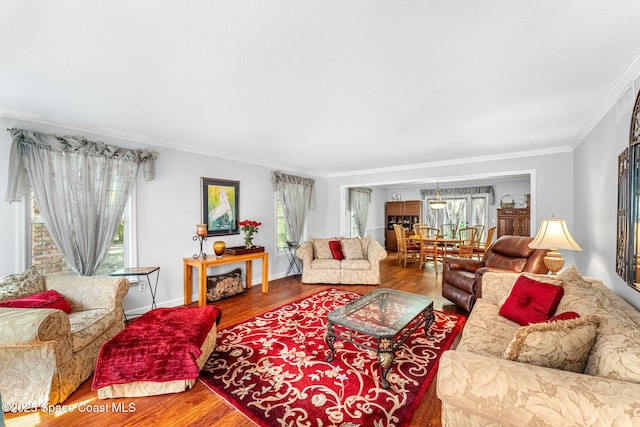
[{"left": 528, "top": 214, "right": 582, "bottom": 275}]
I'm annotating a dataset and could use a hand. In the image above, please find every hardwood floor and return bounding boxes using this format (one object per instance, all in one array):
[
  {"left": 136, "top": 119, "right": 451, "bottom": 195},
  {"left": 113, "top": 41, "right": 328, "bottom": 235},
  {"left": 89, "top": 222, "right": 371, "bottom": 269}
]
[{"left": 4, "top": 252, "right": 464, "bottom": 427}]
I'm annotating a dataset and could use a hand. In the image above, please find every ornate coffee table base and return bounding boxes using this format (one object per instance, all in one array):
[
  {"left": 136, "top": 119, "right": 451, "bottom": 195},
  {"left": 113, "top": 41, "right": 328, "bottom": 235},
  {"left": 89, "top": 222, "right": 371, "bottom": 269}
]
[{"left": 324, "top": 296, "right": 435, "bottom": 390}]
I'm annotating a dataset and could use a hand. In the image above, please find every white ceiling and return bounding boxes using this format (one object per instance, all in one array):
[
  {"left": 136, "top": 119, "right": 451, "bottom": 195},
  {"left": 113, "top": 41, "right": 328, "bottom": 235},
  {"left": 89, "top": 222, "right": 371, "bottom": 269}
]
[{"left": 2, "top": 1, "right": 640, "bottom": 176}]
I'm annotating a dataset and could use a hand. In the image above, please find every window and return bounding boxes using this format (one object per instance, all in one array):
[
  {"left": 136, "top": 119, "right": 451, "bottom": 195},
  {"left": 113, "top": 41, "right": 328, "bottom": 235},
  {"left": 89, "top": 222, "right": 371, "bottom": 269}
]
[
  {"left": 275, "top": 193, "right": 306, "bottom": 251},
  {"left": 27, "top": 190, "right": 136, "bottom": 276},
  {"left": 349, "top": 211, "right": 359, "bottom": 237},
  {"left": 275, "top": 194, "right": 291, "bottom": 252},
  {"left": 425, "top": 194, "right": 488, "bottom": 237}
]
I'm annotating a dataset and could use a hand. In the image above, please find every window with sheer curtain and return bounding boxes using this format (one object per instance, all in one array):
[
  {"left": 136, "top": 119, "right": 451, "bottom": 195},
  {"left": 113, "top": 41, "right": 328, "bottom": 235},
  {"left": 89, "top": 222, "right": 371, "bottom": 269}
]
[
  {"left": 28, "top": 190, "right": 134, "bottom": 276},
  {"left": 6, "top": 129, "right": 155, "bottom": 275},
  {"left": 424, "top": 195, "right": 488, "bottom": 238},
  {"left": 272, "top": 171, "right": 315, "bottom": 248}
]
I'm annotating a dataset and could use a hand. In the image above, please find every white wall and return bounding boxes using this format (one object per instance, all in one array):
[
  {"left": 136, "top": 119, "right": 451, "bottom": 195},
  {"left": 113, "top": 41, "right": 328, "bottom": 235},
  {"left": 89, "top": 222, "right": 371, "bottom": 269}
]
[{"left": 574, "top": 86, "right": 640, "bottom": 310}]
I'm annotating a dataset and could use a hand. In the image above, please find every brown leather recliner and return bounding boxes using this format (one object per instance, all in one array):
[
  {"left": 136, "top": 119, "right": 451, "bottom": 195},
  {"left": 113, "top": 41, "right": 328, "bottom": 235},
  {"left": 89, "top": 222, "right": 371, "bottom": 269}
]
[{"left": 442, "top": 235, "right": 548, "bottom": 312}]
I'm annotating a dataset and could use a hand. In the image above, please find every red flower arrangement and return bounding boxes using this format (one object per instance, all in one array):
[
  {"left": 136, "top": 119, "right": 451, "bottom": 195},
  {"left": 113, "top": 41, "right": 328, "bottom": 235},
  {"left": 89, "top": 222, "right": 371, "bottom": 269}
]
[{"left": 238, "top": 219, "right": 262, "bottom": 248}]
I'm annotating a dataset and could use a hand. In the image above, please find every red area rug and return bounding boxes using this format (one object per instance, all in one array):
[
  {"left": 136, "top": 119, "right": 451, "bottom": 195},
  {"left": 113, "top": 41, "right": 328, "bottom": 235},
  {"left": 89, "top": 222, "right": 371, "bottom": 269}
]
[{"left": 199, "top": 288, "right": 466, "bottom": 427}]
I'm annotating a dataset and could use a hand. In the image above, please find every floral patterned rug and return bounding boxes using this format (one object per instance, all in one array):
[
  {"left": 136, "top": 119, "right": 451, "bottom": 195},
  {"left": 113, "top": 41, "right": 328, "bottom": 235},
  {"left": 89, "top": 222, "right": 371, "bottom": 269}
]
[{"left": 199, "top": 288, "right": 466, "bottom": 427}]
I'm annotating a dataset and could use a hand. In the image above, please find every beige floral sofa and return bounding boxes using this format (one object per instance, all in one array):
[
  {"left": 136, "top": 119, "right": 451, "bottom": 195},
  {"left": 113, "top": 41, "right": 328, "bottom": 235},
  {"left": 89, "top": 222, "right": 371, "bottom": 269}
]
[
  {"left": 296, "top": 236, "right": 387, "bottom": 284},
  {"left": 437, "top": 267, "right": 640, "bottom": 426},
  {"left": 0, "top": 267, "right": 128, "bottom": 410}
]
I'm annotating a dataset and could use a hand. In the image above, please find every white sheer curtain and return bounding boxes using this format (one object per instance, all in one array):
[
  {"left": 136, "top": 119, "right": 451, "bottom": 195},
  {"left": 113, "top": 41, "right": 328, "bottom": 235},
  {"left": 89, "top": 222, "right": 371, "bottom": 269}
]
[
  {"left": 272, "top": 171, "right": 315, "bottom": 244},
  {"left": 5, "top": 129, "right": 156, "bottom": 275},
  {"left": 349, "top": 187, "right": 372, "bottom": 237}
]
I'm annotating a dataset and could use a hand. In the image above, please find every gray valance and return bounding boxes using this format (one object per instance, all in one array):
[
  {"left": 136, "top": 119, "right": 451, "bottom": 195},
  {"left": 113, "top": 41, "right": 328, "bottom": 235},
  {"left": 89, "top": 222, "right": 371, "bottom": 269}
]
[
  {"left": 5, "top": 128, "right": 158, "bottom": 203},
  {"left": 420, "top": 186, "right": 495, "bottom": 205},
  {"left": 272, "top": 171, "right": 315, "bottom": 188}
]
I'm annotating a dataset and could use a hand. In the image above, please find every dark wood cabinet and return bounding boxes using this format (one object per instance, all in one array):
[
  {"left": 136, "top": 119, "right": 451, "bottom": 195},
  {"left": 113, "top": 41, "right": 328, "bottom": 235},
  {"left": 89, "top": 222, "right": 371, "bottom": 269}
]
[
  {"left": 497, "top": 208, "right": 530, "bottom": 237},
  {"left": 385, "top": 201, "right": 422, "bottom": 250}
]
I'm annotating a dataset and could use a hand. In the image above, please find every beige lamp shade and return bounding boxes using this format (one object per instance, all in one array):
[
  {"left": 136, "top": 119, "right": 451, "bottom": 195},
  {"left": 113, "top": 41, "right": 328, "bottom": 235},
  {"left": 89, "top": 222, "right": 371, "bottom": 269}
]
[{"left": 529, "top": 215, "right": 582, "bottom": 274}]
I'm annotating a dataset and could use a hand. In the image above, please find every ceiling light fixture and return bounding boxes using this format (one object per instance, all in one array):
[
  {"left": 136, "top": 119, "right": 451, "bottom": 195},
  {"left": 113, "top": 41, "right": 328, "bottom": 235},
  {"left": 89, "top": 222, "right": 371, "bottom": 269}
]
[{"left": 429, "top": 183, "right": 447, "bottom": 210}]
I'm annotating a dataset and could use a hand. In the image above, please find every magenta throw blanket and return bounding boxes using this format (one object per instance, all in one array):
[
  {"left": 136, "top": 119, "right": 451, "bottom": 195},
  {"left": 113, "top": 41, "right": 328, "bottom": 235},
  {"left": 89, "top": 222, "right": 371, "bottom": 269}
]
[{"left": 92, "top": 306, "right": 221, "bottom": 389}]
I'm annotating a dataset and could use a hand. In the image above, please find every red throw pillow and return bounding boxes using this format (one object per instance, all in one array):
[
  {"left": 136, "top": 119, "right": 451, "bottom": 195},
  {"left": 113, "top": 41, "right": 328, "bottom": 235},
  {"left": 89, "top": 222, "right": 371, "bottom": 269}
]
[
  {"left": 0, "top": 289, "right": 72, "bottom": 313},
  {"left": 328, "top": 240, "right": 345, "bottom": 260},
  {"left": 548, "top": 311, "right": 580, "bottom": 322},
  {"left": 499, "top": 275, "right": 564, "bottom": 325}
]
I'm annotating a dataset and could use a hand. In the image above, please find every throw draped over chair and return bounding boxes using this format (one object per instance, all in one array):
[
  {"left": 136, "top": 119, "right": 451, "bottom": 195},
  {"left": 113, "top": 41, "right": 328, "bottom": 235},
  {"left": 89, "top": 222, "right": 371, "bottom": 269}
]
[
  {"left": 393, "top": 224, "right": 420, "bottom": 266},
  {"left": 446, "top": 227, "right": 477, "bottom": 259},
  {"left": 473, "top": 226, "right": 496, "bottom": 259},
  {"left": 414, "top": 226, "right": 445, "bottom": 269},
  {"left": 440, "top": 223, "right": 458, "bottom": 239}
]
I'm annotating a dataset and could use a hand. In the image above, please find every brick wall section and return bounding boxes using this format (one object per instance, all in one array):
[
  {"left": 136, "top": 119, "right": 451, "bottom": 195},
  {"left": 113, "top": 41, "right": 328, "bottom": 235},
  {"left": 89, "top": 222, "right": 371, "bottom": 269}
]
[{"left": 32, "top": 223, "right": 71, "bottom": 276}]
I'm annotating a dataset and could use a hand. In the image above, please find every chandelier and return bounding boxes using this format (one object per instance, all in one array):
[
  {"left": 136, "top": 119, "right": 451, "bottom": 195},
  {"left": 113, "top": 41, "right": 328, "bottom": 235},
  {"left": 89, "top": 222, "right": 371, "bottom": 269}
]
[{"left": 429, "top": 183, "right": 447, "bottom": 210}]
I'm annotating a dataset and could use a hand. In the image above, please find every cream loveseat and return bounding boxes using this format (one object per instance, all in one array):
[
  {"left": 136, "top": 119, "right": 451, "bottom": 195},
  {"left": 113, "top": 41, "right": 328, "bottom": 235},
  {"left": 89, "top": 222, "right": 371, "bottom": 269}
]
[
  {"left": 296, "top": 236, "right": 387, "bottom": 284},
  {"left": 0, "top": 267, "right": 128, "bottom": 410},
  {"left": 437, "top": 267, "right": 640, "bottom": 426}
]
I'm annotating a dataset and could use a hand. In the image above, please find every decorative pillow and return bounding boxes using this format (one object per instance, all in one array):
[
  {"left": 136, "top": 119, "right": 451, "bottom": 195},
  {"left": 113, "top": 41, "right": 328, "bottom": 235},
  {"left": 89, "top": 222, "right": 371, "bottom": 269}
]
[
  {"left": 548, "top": 311, "right": 580, "bottom": 322},
  {"left": 499, "top": 275, "right": 564, "bottom": 325},
  {"left": 0, "top": 289, "right": 72, "bottom": 313},
  {"left": 328, "top": 240, "right": 345, "bottom": 260},
  {"left": 341, "top": 238, "right": 364, "bottom": 259},
  {"left": 312, "top": 239, "right": 334, "bottom": 259},
  {"left": 558, "top": 265, "right": 591, "bottom": 288},
  {"left": 0, "top": 266, "right": 45, "bottom": 303},
  {"left": 503, "top": 315, "right": 599, "bottom": 373},
  {"left": 207, "top": 268, "right": 245, "bottom": 302}
]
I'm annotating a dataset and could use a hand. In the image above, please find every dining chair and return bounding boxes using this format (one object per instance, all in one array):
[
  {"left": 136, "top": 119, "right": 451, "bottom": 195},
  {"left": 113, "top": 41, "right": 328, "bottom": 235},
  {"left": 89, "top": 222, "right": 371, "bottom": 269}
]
[
  {"left": 470, "top": 224, "right": 485, "bottom": 246},
  {"left": 473, "top": 226, "right": 496, "bottom": 259},
  {"left": 440, "top": 223, "right": 458, "bottom": 239},
  {"left": 414, "top": 226, "right": 445, "bottom": 269},
  {"left": 446, "top": 227, "right": 477, "bottom": 258},
  {"left": 393, "top": 224, "right": 420, "bottom": 266}
]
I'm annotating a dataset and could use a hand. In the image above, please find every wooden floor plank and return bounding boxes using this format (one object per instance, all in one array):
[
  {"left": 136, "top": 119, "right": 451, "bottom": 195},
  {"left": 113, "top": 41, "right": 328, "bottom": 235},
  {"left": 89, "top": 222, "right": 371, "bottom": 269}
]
[{"left": 4, "top": 252, "right": 463, "bottom": 427}]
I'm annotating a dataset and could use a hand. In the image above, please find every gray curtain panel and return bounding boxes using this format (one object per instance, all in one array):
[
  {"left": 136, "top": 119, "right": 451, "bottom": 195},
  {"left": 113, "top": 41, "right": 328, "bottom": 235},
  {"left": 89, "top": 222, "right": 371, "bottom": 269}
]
[
  {"left": 5, "top": 129, "right": 157, "bottom": 275},
  {"left": 349, "top": 187, "right": 372, "bottom": 237},
  {"left": 272, "top": 171, "right": 315, "bottom": 245}
]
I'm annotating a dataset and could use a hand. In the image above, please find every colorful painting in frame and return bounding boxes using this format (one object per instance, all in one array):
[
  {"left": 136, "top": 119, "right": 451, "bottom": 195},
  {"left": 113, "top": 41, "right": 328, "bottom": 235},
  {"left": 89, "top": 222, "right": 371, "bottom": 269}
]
[{"left": 201, "top": 178, "right": 239, "bottom": 236}]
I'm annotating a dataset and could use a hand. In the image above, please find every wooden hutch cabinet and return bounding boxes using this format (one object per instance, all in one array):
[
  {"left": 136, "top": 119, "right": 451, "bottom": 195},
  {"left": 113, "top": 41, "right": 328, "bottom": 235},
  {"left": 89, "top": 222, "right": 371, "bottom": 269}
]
[
  {"left": 497, "top": 208, "right": 530, "bottom": 237},
  {"left": 385, "top": 200, "right": 422, "bottom": 250}
]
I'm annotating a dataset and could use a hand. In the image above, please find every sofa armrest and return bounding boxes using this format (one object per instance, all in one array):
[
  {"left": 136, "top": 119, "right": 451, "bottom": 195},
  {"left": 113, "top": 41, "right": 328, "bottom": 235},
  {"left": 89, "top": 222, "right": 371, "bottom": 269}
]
[
  {"left": 0, "top": 307, "right": 71, "bottom": 344},
  {"left": 366, "top": 239, "right": 387, "bottom": 265},
  {"left": 437, "top": 350, "right": 640, "bottom": 426},
  {"left": 296, "top": 241, "right": 314, "bottom": 268},
  {"left": 45, "top": 275, "right": 129, "bottom": 312},
  {"left": 444, "top": 257, "right": 484, "bottom": 273}
]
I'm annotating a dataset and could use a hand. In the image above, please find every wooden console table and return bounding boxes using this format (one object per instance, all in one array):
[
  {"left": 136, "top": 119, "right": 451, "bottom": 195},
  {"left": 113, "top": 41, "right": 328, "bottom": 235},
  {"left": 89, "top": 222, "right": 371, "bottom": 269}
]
[{"left": 183, "top": 252, "right": 269, "bottom": 306}]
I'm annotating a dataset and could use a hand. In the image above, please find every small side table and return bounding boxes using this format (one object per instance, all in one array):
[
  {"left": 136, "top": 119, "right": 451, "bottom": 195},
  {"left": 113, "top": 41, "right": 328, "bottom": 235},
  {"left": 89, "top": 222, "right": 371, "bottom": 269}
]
[
  {"left": 111, "top": 267, "right": 160, "bottom": 320},
  {"left": 283, "top": 244, "right": 302, "bottom": 276}
]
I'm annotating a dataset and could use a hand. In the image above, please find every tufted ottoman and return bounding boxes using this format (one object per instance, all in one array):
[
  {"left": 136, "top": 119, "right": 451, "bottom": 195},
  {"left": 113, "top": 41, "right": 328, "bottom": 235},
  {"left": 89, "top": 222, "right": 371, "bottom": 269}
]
[{"left": 92, "top": 306, "right": 221, "bottom": 398}]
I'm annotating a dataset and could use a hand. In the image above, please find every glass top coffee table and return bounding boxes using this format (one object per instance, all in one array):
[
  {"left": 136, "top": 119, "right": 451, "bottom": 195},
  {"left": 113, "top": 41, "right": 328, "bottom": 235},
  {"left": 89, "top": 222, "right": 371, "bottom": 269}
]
[{"left": 324, "top": 288, "right": 435, "bottom": 389}]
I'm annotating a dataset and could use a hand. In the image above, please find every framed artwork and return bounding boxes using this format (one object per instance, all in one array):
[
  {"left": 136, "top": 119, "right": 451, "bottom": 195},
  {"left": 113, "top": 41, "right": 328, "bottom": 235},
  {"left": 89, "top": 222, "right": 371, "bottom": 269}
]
[{"left": 201, "top": 177, "right": 239, "bottom": 236}]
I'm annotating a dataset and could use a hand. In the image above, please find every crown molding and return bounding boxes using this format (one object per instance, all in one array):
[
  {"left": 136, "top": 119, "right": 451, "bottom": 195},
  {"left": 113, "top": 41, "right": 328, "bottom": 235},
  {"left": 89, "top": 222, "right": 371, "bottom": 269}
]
[
  {"left": 0, "top": 108, "right": 326, "bottom": 177},
  {"left": 571, "top": 53, "right": 640, "bottom": 148}
]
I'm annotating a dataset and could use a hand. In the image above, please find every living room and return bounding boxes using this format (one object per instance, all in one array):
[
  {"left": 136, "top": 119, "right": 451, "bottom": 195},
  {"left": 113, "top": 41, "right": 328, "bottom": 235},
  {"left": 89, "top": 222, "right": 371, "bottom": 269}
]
[{"left": 2, "top": 2, "right": 640, "bottom": 426}]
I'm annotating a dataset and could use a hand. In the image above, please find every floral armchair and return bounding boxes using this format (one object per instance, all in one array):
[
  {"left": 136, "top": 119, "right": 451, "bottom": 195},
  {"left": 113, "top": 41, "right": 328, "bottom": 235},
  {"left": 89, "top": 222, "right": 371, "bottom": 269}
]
[{"left": 0, "top": 267, "right": 128, "bottom": 410}]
